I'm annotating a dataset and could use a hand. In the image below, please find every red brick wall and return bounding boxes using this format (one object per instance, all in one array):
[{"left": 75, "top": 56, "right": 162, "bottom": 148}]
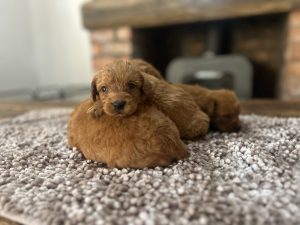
[
  {"left": 89, "top": 12, "right": 300, "bottom": 100},
  {"left": 91, "top": 27, "right": 132, "bottom": 70},
  {"left": 281, "top": 10, "right": 300, "bottom": 100},
  {"left": 231, "top": 14, "right": 286, "bottom": 98}
]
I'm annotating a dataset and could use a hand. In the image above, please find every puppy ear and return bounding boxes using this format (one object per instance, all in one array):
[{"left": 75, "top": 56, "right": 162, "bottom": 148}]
[
  {"left": 88, "top": 77, "right": 103, "bottom": 117},
  {"left": 91, "top": 77, "right": 99, "bottom": 102},
  {"left": 141, "top": 72, "right": 156, "bottom": 98}
]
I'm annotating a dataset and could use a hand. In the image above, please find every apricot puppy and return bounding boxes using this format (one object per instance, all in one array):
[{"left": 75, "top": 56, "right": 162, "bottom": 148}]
[
  {"left": 90, "top": 59, "right": 209, "bottom": 139},
  {"left": 131, "top": 59, "right": 209, "bottom": 139},
  {"left": 141, "top": 74, "right": 210, "bottom": 139},
  {"left": 132, "top": 59, "right": 241, "bottom": 132},
  {"left": 68, "top": 60, "right": 188, "bottom": 168},
  {"left": 175, "top": 84, "right": 241, "bottom": 132}
]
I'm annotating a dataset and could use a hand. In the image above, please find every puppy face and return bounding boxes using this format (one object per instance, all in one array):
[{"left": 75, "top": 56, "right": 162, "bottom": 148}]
[
  {"left": 92, "top": 60, "right": 145, "bottom": 117},
  {"left": 211, "top": 90, "right": 241, "bottom": 132}
]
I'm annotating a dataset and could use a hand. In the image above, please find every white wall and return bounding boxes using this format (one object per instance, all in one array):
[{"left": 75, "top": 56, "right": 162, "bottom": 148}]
[
  {"left": 28, "top": 0, "right": 92, "bottom": 87},
  {"left": 0, "top": 0, "right": 92, "bottom": 97},
  {"left": 0, "top": 0, "right": 36, "bottom": 92}
]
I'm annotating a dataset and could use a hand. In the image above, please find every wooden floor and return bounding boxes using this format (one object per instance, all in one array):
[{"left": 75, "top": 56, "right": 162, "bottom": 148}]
[
  {"left": 240, "top": 99, "right": 300, "bottom": 117},
  {"left": 0, "top": 99, "right": 300, "bottom": 119},
  {"left": 0, "top": 217, "right": 19, "bottom": 225},
  {"left": 0, "top": 99, "right": 300, "bottom": 225}
]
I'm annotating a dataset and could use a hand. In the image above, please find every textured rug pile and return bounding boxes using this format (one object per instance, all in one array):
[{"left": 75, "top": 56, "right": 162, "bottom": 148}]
[{"left": 0, "top": 109, "right": 299, "bottom": 225}]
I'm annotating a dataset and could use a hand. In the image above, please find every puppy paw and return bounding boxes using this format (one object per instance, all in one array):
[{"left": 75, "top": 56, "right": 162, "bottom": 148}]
[
  {"left": 87, "top": 102, "right": 103, "bottom": 117},
  {"left": 183, "top": 112, "right": 210, "bottom": 139}
]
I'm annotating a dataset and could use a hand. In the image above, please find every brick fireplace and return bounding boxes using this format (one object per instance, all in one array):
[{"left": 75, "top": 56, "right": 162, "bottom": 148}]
[
  {"left": 282, "top": 10, "right": 300, "bottom": 99},
  {"left": 83, "top": 0, "right": 300, "bottom": 100}
]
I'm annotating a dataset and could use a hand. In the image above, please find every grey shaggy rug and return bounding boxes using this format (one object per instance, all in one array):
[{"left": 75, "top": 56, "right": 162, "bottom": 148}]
[{"left": 0, "top": 109, "right": 299, "bottom": 225}]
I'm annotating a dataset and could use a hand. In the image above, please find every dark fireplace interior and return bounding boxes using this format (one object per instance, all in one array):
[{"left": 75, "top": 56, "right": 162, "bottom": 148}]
[{"left": 132, "top": 13, "right": 287, "bottom": 98}]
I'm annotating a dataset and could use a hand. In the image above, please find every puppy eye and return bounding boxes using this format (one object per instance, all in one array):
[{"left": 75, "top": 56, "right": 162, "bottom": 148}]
[
  {"left": 128, "top": 82, "right": 136, "bottom": 91},
  {"left": 101, "top": 86, "right": 108, "bottom": 93}
]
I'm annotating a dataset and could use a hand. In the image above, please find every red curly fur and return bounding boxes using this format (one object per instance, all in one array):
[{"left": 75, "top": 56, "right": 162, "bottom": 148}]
[
  {"left": 133, "top": 59, "right": 241, "bottom": 132},
  {"left": 68, "top": 60, "right": 188, "bottom": 168}
]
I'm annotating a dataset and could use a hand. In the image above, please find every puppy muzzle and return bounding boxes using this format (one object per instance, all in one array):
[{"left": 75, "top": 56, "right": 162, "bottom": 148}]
[{"left": 112, "top": 100, "right": 126, "bottom": 112}]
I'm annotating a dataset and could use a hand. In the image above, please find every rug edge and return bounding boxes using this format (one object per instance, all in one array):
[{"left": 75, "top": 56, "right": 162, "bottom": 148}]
[{"left": 0, "top": 210, "right": 43, "bottom": 225}]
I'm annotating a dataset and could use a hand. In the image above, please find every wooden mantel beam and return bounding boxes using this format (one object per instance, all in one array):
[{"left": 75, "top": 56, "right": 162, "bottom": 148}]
[{"left": 82, "top": 0, "right": 297, "bottom": 29}]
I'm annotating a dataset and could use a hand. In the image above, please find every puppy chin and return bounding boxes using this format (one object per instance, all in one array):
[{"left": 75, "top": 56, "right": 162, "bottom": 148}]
[{"left": 103, "top": 105, "right": 138, "bottom": 117}]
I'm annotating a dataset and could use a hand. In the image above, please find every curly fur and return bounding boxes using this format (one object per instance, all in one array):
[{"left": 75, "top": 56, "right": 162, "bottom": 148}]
[
  {"left": 89, "top": 59, "right": 210, "bottom": 139},
  {"left": 68, "top": 60, "right": 188, "bottom": 168},
  {"left": 131, "top": 59, "right": 163, "bottom": 79},
  {"left": 175, "top": 84, "right": 241, "bottom": 132},
  {"left": 134, "top": 59, "right": 241, "bottom": 132},
  {"left": 68, "top": 59, "right": 241, "bottom": 168},
  {"left": 141, "top": 74, "right": 210, "bottom": 139}
]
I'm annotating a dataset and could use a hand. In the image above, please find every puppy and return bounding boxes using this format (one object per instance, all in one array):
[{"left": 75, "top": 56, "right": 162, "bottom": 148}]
[
  {"left": 90, "top": 59, "right": 210, "bottom": 139},
  {"left": 141, "top": 74, "right": 210, "bottom": 139},
  {"left": 174, "top": 84, "right": 241, "bottom": 132},
  {"left": 68, "top": 60, "right": 188, "bottom": 168},
  {"left": 131, "top": 60, "right": 210, "bottom": 137},
  {"left": 132, "top": 59, "right": 241, "bottom": 132}
]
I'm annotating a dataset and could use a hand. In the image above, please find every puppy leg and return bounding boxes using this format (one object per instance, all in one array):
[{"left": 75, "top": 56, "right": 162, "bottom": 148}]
[
  {"left": 142, "top": 73, "right": 210, "bottom": 139},
  {"left": 175, "top": 84, "right": 241, "bottom": 132},
  {"left": 209, "top": 90, "right": 241, "bottom": 132},
  {"left": 182, "top": 110, "right": 210, "bottom": 139}
]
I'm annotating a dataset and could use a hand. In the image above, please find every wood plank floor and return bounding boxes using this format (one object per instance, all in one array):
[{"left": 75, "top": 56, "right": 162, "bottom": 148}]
[{"left": 0, "top": 100, "right": 300, "bottom": 119}]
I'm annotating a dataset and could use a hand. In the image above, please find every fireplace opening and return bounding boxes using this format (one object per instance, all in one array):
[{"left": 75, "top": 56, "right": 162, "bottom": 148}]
[{"left": 132, "top": 13, "right": 287, "bottom": 98}]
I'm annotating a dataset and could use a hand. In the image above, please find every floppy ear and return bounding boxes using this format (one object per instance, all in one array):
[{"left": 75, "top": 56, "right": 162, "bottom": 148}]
[
  {"left": 87, "top": 77, "right": 103, "bottom": 117},
  {"left": 91, "top": 77, "right": 99, "bottom": 102},
  {"left": 141, "top": 72, "right": 156, "bottom": 99}
]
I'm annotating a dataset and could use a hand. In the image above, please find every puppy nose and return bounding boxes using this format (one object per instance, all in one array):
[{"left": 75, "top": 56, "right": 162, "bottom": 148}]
[{"left": 112, "top": 100, "right": 126, "bottom": 111}]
